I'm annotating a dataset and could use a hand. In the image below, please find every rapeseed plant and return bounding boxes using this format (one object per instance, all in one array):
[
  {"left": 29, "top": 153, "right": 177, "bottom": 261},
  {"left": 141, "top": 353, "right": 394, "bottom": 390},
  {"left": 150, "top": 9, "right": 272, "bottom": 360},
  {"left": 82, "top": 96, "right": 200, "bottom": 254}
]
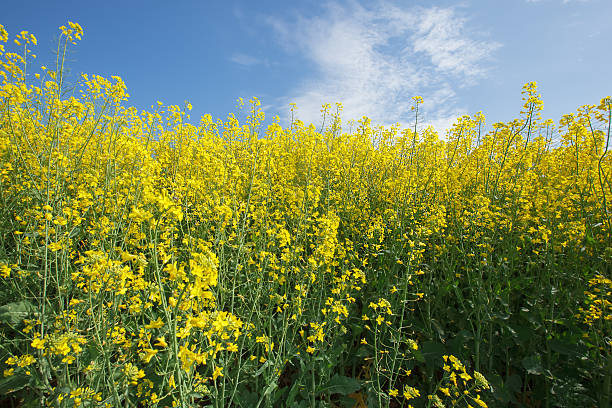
[{"left": 0, "top": 22, "right": 610, "bottom": 408}]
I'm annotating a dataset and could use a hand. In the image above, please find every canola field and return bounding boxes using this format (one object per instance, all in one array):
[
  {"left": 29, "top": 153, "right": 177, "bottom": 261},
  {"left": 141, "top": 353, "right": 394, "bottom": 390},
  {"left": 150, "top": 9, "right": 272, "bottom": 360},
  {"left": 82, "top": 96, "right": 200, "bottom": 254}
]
[{"left": 0, "top": 23, "right": 610, "bottom": 408}]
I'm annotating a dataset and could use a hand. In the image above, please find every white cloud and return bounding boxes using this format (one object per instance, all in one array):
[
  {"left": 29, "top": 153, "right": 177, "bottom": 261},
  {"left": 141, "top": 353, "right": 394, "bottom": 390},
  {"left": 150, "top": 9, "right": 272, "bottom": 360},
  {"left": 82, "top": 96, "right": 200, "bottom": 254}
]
[
  {"left": 230, "top": 53, "right": 267, "bottom": 67},
  {"left": 267, "top": 1, "right": 500, "bottom": 134},
  {"left": 412, "top": 8, "right": 498, "bottom": 80}
]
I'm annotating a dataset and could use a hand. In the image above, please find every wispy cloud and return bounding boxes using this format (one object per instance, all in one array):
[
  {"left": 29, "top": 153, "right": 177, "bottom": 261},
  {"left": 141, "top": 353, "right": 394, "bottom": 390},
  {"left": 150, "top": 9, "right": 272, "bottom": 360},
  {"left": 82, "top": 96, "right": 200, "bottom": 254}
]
[
  {"left": 230, "top": 53, "right": 268, "bottom": 67},
  {"left": 412, "top": 8, "right": 497, "bottom": 80},
  {"left": 267, "top": 1, "right": 500, "bottom": 133}
]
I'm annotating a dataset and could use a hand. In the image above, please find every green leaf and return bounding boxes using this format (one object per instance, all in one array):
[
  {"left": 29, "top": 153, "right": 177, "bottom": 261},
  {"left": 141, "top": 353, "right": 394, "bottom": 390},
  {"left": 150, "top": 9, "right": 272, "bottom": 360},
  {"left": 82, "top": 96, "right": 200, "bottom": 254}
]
[
  {"left": 522, "top": 355, "right": 543, "bottom": 375},
  {"left": 318, "top": 374, "right": 360, "bottom": 396},
  {"left": 234, "top": 388, "right": 258, "bottom": 407},
  {"left": 549, "top": 339, "right": 585, "bottom": 357},
  {"left": 336, "top": 394, "right": 358, "bottom": 408},
  {"left": 254, "top": 359, "right": 271, "bottom": 377},
  {"left": 430, "top": 318, "right": 445, "bottom": 338},
  {"left": 412, "top": 348, "right": 426, "bottom": 363},
  {"left": 286, "top": 382, "right": 302, "bottom": 406},
  {"left": 263, "top": 381, "right": 278, "bottom": 397},
  {"left": 0, "top": 373, "right": 28, "bottom": 395},
  {"left": 0, "top": 300, "right": 36, "bottom": 326},
  {"left": 505, "top": 374, "right": 523, "bottom": 395},
  {"left": 448, "top": 330, "right": 473, "bottom": 356},
  {"left": 421, "top": 341, "right": 445, "bottom": 368},
  {"left": 489, "top": 373, "right": 512, "bottom": 404}
]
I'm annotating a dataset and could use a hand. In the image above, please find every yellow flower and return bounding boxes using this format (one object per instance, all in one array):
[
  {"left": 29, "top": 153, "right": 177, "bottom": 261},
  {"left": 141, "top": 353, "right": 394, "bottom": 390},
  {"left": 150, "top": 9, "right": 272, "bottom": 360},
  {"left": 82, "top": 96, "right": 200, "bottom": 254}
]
[
  {"left": 212, "top": 366, "right": 224, "bottom": 380},
  {"left": 141, "top": 348, "right": 158, "bottom": 363},
  {"left": 472, "top": 395, "right": 488, "bottom": 408},
  {"left": 18, "top": 354, "right": 35, "bottom": 367},
  {"left": 48, "top": 241, "right": 63, "bottom": 252},
  {"left": 31, "top": 337, "right": 46, "bottom": 349},
  {"left": 474, "top": 371, "right": 489, "bottom": 389},
  {"left": 145, "top": 317, "right": 164, "bottom": 329},
  {"left": 0, "top": 24, "right": 8, "bottom": 42},
  {"left": 0, "top": 263, "right": 10, "bottom": 278},
  {"left": 154, "top": 337, "right": 168, "bottom": 348},
  {"left": 123, "top": 363, "right": 145, "bottom": 385},
  {"left": 403, "top": 385, "right": 420, "bottom": 401},
  {"left": 69, "top": 299, "right": 83, "bottom": 307},
  {"left": 459, "top": 371, "right": 472, "bottom": 382},
  {"left": 450, "top": 372, "right": 457, "bottom": 387}
]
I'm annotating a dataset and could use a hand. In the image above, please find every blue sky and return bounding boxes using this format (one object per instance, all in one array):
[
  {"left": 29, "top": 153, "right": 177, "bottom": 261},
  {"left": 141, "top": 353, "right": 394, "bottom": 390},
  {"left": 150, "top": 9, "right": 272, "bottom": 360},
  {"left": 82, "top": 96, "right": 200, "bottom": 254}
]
[{"left": 2, "top": 0, "right": 610, "bottom": 134}]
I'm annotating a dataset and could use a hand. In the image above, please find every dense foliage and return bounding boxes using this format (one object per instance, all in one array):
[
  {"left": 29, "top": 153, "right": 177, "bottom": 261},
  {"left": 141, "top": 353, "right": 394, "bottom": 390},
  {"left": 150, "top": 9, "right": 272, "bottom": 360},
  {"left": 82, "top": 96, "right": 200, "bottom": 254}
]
[{"left": 0, "top": 22, "right": 610, "bottom": 408}]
